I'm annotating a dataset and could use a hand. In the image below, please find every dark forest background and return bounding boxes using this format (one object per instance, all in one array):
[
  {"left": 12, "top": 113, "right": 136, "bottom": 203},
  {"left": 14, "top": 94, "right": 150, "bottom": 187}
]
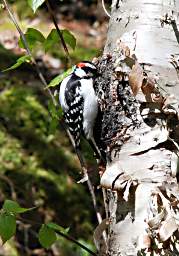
[{"left": 0, "top": 0, "right": 109, "bottom": 255}]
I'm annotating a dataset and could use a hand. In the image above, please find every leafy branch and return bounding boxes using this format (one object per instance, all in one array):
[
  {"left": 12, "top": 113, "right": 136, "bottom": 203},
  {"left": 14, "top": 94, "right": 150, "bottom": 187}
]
[
  {"left": 0, "top": 199, "right": 97, "bottom": 255},
  {"left": 46, "top": 0, "right": 71, "bottom": 61},
  {"left": 2, "top": 0, "right": 57, "bottom": 106},
  {"left": 28, "top": 0, "right": 72, "bottom": 62}
]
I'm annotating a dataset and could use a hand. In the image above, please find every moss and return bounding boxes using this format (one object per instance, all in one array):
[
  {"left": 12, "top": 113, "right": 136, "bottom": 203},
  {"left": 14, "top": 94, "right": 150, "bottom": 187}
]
[
  {"left": 0, "top": 80, "right": 95, "bottom": 253},
  {"left": 0, "top": 127, "right": 23, "bottom": 171}
]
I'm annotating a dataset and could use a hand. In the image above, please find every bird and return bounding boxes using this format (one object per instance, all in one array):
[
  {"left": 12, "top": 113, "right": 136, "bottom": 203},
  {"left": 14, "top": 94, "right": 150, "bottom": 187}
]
[{"left": 59, "top": 61, "right": 102, "bottom": 182}]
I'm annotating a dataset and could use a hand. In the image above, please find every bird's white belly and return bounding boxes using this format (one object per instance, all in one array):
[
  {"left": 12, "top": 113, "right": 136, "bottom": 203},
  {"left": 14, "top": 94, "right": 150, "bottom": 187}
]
[{"left": 80, "top": 78, "right": 98, "bottom": 139}]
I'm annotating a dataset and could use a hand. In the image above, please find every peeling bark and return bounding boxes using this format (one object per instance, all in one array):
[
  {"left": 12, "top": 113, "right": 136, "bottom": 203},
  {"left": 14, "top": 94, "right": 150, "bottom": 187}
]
[
  {"left": 105, "top": 0, "right": 179, "bottom": 101},
  {"left": 94, "top": 0, "right": 179, "bottom": 255}
]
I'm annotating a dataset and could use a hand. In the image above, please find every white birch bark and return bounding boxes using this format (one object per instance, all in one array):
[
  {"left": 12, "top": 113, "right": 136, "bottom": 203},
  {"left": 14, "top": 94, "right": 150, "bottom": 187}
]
[{"left": 94, "top": 0, "right": 179, "bottom": 255}]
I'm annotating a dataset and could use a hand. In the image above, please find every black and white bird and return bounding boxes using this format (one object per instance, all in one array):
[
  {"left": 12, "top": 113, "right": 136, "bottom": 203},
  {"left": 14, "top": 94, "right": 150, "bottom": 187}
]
[{"left": 59, "top": 61, "right": 101, "bottom": 181}]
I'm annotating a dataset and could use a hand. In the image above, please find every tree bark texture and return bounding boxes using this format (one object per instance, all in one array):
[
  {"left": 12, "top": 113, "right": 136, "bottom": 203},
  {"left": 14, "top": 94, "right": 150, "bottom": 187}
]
[{"left": 94, "top": 0, "right": 179, "bottom": 255}]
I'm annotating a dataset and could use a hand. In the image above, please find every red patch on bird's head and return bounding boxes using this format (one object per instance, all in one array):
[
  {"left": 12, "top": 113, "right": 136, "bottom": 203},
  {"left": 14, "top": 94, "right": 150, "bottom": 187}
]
[{"left": 76, "top": 62, "right": 86, "bottom": 68}]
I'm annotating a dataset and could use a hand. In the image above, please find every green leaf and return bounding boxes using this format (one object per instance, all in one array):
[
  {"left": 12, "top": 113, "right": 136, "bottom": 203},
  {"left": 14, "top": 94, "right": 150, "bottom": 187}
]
[
  {"left": 19, "top": 28, "right": 45, "bottom": 50},
  {"left": 27, "top": 0, "right": 45, "bottom": 13},
  {"left": 46, "top": 222, "right": 69, "bottom": 234},
  {"left": 0, "top": 212, "right": 16, "bottom": 243},
  {"left": 3, "top": 200, "right": 36, "bottom": 214},
  {"left": 44, "top": 29, "right": 59, "bottom": 52},
  {"left": 38, "top": 224, "right": 57, "bottom": 249},
  {"left": 44, "top": 29, "right": 76, "bottom": 52},
  {"left": 62, "top": 29, "right": 76, "bottom": 50},
  {"left": 3, "top": 55, "right": 31, "bottom": 72},
  {"left": 47, "top": 67, "right": 73, "bottom": 88}
]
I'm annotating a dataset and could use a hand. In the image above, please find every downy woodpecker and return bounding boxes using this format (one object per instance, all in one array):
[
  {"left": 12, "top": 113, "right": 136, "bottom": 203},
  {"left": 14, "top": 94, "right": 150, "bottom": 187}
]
[{"left": 59, "top": 61, "right": 101, "bottom": 180}]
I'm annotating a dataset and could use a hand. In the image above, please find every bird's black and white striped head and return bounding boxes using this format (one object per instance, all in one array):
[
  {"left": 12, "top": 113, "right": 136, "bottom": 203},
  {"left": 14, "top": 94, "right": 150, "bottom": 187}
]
[{"left": 74, "top": 61, "right": 97, "bottom": 78}]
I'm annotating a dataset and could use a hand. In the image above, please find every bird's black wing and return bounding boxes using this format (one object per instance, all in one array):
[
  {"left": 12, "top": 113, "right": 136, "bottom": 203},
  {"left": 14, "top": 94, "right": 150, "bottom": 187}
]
[{"left": 64, "top": 76, "right": 83, "bottom": 147}]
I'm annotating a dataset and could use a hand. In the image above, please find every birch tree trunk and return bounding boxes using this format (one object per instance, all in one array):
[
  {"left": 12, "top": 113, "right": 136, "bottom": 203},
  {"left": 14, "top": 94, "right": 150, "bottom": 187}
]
[{"left": 94, "top": 0, "right": 179, "bottom": 255}]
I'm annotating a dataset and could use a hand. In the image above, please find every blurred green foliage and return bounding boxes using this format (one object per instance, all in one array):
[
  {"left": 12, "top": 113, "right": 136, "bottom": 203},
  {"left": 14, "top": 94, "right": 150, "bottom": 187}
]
[
  {"left": 0, "top": 67, "right": 98, "bottom": 254},
  {"left": 0, "top": 0, "right": 102, "bottom": 253}
]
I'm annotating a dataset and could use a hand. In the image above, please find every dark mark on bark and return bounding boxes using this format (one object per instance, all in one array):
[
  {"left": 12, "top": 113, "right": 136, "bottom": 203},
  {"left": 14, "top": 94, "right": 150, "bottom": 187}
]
[
  {"left": 116, "top": 17, "right": 122, "bottom": 22},
  {"left": 160, "top": 12, "right": 179, "bottom": 44},
  {"left": 112, "top": 172, "right": 124, "bottom": 190},
  {"left": 125, "top": 16, "right": 130, "bottom": 27},
  {"left": 171, "top": 19, "right": 179, "bottom": 44},
  {"left": 94, "top": 54, "right": 140, "bottom": 157},
  {"left": 116, "top": 0, "right": 121, "bottom": 9}
]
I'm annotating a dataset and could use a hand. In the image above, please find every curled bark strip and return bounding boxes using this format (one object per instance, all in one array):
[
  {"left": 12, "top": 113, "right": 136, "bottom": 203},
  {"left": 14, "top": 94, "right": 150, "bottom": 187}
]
[{"left": 129, "top": 61, "right": 144, "bottom": 96}]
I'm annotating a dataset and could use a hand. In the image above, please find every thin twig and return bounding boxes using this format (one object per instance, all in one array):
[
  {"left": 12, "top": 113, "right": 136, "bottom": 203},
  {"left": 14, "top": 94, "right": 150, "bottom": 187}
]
[
  {"left": 87, "top": 179, "right": 108, "bottom": 247},
  {"left": 61, "top": 120, "right": 104, "bottom": 225},
  {"left": 55, "top": 230, "right": 97, "bottom": 256},
  {"left": 2, "top": 0, "right": 57, "bottom": 106},
  {"left": 18, "top": 217, "right": 97, "bottom": 256},
  {"left": 0, "top": 173, "right": 17, "bottom": 200},
  {"left": 46, "top": 0, "right": 71, "bottom": 63},
  {"left": 62, "top": 124, "right": 108, "bottom": 248},
  {"left": 87, "top": 178, "right": 102, "bottom": 225}
]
